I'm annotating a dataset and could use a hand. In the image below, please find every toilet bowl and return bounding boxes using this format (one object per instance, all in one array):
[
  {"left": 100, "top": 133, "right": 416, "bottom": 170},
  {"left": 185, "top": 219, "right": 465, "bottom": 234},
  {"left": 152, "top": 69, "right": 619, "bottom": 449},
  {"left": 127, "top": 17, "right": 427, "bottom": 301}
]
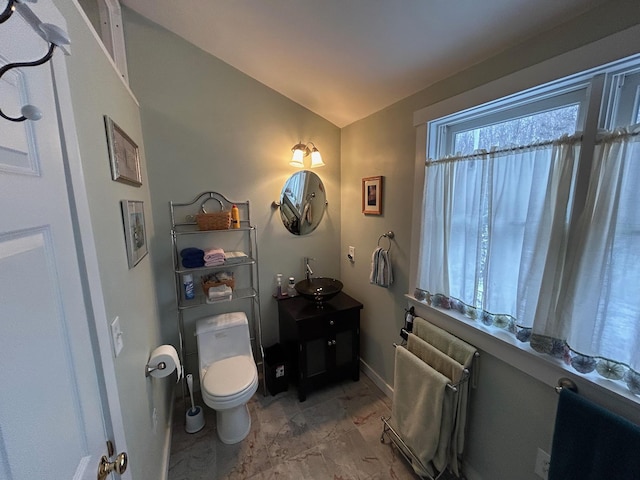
[{"left": 195, "top": 312, "right": 259, "bottom": 444}]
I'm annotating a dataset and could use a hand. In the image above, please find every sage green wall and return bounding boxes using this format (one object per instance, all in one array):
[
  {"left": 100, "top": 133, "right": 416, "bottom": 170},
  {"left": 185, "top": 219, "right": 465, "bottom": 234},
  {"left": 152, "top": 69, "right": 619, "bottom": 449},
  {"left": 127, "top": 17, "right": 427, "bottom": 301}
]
[
  {"left": 76, "top": 0, "right": 100, "bottom": 33},
  {"left": 56, "top": 1, "right": 640, "bottom": 479},
  {"left": 122, "top": 9, "right": 341, "bottom": 379},
  {"left": 340, "top": 3, "right": 640, "bottom": 479},
  {"left": 54, "top": 3, "right": 168, "bottom": 480}
]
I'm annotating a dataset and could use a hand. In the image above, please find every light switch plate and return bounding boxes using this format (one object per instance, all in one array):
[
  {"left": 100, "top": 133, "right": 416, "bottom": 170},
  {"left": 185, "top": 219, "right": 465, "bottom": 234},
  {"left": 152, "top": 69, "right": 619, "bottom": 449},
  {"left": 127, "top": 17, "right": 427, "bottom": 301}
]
[
  {"left": 111, "top": 316, "right": 124, "bottom": 357},
  {"left": 348, "top": 246, "right": 355, "bottom": 261}
]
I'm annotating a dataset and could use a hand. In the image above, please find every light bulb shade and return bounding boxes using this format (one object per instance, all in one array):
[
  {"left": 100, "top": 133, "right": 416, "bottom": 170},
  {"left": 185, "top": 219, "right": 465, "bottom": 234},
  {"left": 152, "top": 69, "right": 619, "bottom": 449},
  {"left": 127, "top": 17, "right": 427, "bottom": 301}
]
[
  {"left": 290, "top": 147, "right": 305, "bottom": 167},
  {"left": 310, "top": 148, "right": 324, "bottom": 167}
]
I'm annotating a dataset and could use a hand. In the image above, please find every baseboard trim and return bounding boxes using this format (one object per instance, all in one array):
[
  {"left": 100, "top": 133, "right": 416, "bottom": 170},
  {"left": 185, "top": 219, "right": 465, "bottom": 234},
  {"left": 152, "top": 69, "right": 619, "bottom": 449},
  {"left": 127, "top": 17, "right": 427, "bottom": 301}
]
[
  {"left": 161, "top": 394, "right": 175, "bottom": 480},
  {"left": 359, "top": 358, "right": 393, "bottom": 399}
]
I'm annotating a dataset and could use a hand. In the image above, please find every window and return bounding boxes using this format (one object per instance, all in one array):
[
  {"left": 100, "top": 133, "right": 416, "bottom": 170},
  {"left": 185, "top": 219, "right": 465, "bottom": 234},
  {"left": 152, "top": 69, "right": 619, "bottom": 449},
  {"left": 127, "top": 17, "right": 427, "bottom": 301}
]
[{"left": 416, "top": 55, "right": 640, "bottom": 396}]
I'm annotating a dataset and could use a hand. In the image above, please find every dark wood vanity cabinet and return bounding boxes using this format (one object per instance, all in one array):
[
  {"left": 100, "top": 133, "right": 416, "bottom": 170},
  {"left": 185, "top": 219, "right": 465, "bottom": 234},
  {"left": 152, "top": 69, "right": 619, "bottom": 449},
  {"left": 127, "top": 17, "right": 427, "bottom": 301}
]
[{"left": 277, "top": 292, "right": 363, "bottom": 401}]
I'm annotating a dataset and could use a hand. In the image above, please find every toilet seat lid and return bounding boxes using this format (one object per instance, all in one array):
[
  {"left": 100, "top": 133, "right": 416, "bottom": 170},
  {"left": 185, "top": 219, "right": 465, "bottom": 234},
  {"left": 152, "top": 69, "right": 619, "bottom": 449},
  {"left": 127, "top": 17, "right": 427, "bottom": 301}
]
[{"left": 202, "top": 355, "right": 256, "bottom": 397}]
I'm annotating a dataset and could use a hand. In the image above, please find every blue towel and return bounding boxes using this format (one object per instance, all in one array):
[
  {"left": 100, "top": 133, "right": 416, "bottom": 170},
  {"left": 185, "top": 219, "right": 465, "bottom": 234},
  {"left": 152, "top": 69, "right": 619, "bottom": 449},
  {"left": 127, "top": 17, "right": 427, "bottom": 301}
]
[
  {"left": 549, "top": 389, "right": 640, "bottom": 480},
  {"left": 180, "top": 247, "right": 204, "bottom": 258},
  {"left": 182, "top": 257, "right": 205, "bottom": 268}
]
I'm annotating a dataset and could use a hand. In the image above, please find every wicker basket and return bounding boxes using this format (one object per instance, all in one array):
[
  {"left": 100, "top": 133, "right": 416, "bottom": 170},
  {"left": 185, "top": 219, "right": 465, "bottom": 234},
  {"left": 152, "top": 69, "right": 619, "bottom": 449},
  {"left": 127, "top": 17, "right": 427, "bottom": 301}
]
[
  {"left": 196, "top": 211, "right": 231, "bottom": 231},
  {"left": 202, "top": 278, "right": 235, "bottom": 296}
]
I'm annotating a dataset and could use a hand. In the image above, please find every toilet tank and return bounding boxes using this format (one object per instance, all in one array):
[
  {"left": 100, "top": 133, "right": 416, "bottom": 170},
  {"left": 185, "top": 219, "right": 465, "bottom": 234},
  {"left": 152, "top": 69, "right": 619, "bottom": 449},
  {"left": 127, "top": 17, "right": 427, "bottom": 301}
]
[{"left": 195, "top": 312, "right": 253, "bottom": 367}]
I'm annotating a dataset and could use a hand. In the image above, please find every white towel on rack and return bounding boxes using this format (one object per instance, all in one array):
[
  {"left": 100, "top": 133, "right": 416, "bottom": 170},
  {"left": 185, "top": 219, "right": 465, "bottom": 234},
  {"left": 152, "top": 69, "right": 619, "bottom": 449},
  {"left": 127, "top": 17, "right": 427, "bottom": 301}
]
[
  {"left": 412, "top": 317, "right": 478, "bottom": 477},
  {"left": 391, "top": 345, "right": 451, "bottom": 477},
  {"left": 407, "top": 333, "right": 462, "bottom": 473},
  {"left": 369, "top": 246, "right": 393, "bottom": 287}
]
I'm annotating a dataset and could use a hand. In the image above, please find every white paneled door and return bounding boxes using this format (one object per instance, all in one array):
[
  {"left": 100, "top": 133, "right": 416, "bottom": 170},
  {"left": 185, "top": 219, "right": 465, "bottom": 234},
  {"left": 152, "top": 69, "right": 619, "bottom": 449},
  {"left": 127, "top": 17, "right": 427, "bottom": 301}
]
[{"left": 0, "top": 3, "right": 124, "bottom": 480}]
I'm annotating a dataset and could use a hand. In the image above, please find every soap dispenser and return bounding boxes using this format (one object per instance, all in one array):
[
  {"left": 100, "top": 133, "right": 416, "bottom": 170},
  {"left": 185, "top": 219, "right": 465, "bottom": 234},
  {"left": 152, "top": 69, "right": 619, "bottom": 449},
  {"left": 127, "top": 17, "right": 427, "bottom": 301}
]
[{"left": 275, "top": 273, "right": 284, "bottom": 298}]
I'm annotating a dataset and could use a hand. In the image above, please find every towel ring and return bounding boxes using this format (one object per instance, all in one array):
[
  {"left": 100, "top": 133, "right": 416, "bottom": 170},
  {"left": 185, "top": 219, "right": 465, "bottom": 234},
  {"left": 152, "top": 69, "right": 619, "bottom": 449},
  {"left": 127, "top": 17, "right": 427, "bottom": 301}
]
[
  {"left": 377, "top": 231, "right": 394, "bottom": 252},
  {"left": 200, "top": 196, "right": 224, "bottom": 213}
]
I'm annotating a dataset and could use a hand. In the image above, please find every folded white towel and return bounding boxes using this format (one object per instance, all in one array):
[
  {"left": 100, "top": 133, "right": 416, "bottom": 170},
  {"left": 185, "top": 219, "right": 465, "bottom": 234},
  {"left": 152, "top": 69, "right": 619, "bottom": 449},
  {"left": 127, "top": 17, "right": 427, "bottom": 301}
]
[
  {"left": 224, "top": 251, "right": 249, "bottom": 264},
  {"left": 208, "top": 284, "right": 232, "bottom": 300},
  {"left": 369, "top": 247, "right": 393, "bottom": 287}
]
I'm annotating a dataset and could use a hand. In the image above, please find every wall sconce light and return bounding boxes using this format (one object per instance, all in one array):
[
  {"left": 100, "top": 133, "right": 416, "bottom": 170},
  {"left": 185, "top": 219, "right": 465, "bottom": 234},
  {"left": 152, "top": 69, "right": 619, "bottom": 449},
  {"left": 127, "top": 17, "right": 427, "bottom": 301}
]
[{"left": 290, "top": 141, "right": 325, "bottom": 168}]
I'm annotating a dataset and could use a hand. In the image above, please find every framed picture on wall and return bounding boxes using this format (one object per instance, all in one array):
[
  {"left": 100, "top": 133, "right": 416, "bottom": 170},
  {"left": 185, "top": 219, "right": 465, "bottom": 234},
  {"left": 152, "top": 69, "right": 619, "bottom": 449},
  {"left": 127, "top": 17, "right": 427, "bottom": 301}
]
[
  {"left": 105, "top": 115, "right": 142, "bottom": 186},
  {"left": 362, "top": 176, "right": 383, "bottom": 215},
  {"left": 121, "top": 200, "right": 148, "bottom": 268}
]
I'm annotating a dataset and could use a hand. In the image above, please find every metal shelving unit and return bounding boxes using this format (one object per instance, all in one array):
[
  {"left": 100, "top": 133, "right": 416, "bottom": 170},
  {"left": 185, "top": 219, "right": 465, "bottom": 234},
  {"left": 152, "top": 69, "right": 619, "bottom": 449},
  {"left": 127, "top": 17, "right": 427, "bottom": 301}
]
[{"left": 170, "top": 192, "right": 265, "bottom": 401}]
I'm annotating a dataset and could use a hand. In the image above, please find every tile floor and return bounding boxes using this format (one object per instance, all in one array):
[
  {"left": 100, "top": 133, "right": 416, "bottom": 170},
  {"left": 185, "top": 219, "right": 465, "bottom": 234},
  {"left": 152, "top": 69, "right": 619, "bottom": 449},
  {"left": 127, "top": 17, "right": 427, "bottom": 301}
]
[{"left": 168, "top": 374, "right": 460, "bottom": 480}]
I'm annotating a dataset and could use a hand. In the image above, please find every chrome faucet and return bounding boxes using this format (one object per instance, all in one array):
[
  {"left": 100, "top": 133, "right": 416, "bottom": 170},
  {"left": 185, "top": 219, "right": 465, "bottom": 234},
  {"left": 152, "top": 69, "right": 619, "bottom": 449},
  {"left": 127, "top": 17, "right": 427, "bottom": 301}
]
[{"left": 304, "top": 257, "right": 314, "bottom": 281}]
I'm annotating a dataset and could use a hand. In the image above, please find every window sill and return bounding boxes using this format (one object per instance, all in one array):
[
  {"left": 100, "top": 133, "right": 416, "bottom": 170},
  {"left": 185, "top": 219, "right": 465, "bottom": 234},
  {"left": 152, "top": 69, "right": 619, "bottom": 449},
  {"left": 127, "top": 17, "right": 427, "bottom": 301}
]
[{"left": 406, "top": 294, "right": 640, "bottom": 424}]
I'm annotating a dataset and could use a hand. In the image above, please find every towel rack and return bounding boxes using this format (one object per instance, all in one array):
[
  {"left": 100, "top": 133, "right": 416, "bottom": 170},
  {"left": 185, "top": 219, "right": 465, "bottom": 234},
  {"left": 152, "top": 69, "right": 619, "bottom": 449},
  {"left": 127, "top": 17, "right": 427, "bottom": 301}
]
[
  {"left": 381, "top": 417, "right": 449, "bottom": 480},
  {"left": 391, "top": 341, "right": 476, "bottom": 392},
  {"left": 555, "top": 377, "right": 578, "bottom": 394},
  {"left": 380, "top": 363, "right": 472, "bottom": 480},
  {"left": 383, "top": 320, "right": 479, "bottom": 479},
  {"left": 380, "top": 367, "right": 473, "bottom": 479},
  {"left": 377, "top": 231, "right": 394, "bottom": 252}
]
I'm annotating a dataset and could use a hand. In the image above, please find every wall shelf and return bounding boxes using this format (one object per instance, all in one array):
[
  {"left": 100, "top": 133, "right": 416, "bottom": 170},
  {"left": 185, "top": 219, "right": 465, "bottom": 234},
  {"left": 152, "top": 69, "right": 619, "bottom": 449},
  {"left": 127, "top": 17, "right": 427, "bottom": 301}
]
[{"left": 170, "top": 191, "right": 265, "bottom": 402}]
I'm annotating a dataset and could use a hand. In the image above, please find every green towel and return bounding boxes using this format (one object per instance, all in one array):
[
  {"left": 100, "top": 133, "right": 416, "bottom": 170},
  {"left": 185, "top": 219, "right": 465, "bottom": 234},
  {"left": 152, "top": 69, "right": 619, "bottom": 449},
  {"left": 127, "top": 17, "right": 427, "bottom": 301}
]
[
  {"left": 391, "top": 346, "right": 451, "bottom": 477},
  {"left": 407, "top": 333, "right": 462, "bottom": 472},
  {"left": 412, "top": 317, "right": 478, "bottom": 476},
  {"left": 408, "top": 333, "right": 465, "bottom": 383},
  {"left": 413, "top": 316, "right": 477, "bottom": 367}
]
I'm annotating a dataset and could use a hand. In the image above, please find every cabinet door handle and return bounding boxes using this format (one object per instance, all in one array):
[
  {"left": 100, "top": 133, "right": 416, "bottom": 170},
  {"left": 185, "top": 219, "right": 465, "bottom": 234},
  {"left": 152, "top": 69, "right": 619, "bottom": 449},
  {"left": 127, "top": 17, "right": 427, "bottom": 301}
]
[
  {"left": 329, "top": 320, "right": 335, "bottom": 326},
  {"left": 332, "top": 339, "right": 336, "bottom": 345},
  {"left": 327, "top": 340, "right": 332, "bottom": 346}
]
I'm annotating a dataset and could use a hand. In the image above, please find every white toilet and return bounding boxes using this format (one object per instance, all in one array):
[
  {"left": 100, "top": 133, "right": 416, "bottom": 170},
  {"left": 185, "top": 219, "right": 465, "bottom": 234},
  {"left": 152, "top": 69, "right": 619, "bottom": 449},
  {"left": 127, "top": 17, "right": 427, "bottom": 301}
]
[{"left": 195, "top": 312, "right": 259, "bottom": 444}]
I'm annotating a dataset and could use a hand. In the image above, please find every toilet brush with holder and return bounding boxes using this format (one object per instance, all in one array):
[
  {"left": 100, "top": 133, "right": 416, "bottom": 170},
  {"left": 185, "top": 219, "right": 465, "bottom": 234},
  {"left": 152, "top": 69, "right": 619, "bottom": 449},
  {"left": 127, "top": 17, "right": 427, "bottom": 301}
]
[{"left": 185, "top": 373, "right": 205, "bottom": 433}]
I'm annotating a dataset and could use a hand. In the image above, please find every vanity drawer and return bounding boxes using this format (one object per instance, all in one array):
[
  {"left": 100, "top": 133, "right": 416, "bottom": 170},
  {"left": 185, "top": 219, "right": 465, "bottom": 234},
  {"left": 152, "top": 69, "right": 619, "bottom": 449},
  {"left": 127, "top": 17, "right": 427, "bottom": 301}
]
[{"left": 297, "top": 310, "right": 358, "bottom": 340}]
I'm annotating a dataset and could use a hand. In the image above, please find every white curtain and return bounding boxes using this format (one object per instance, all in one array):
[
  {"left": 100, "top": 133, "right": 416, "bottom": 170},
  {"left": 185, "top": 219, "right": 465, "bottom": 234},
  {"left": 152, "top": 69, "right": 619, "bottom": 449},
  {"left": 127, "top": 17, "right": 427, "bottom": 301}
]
[
  {"left": 417, "top": 127, "right": 640, "bottom": 392},
  {"left": 548, "top": 126, "right": 640, "bottom": 375},
  {"left": 417, "top": 136, "right": 580, "bottom": 322}
]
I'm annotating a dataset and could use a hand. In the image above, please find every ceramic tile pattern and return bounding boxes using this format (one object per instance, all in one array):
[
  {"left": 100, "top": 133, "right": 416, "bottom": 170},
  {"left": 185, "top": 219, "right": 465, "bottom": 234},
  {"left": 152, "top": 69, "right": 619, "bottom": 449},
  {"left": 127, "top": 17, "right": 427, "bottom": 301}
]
[{"left": 169, "top": 375, "right": 462, "bottom": 480}]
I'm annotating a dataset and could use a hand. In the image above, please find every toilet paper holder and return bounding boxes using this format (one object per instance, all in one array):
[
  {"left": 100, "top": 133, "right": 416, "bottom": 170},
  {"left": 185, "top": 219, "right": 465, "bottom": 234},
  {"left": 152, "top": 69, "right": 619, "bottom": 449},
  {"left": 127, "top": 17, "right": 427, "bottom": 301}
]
[{"left": 145, "top": 361, "right": 167, "bottom": 377}]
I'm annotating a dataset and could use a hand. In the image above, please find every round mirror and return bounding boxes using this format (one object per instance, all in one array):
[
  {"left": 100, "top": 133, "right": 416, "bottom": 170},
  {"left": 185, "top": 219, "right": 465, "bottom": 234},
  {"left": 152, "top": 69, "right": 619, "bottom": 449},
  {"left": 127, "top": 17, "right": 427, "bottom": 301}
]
[{"left": 278, "top": 170, "right": 327, "bottom": 235}]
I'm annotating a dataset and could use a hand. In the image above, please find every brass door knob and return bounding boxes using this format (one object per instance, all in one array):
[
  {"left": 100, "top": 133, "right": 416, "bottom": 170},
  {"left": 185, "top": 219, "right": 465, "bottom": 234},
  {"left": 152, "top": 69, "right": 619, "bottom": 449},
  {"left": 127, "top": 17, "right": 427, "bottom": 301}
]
[{"left": 97, "top": 452, "right": 128, "bottom": 480}]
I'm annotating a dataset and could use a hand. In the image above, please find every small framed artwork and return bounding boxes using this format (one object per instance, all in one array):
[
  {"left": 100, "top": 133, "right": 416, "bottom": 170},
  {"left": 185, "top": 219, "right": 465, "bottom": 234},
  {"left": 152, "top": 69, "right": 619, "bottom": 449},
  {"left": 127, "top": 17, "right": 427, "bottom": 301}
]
[
  {"left": 362, "top": 176, "right": 383, "bottom": 215},
  {"left": 121, "top": 200, "right": 148, "bottom": 268},
  {"left": 105, "top": 115, "right": 142, "bottom": 186}
]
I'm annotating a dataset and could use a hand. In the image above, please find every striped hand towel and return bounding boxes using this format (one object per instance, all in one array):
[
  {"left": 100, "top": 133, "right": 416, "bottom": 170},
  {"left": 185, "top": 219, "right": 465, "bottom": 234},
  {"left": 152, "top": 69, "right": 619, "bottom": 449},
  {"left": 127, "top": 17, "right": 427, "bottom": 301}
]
[{"left": 370, "top": 246, "right": 393, "bottom": 287}]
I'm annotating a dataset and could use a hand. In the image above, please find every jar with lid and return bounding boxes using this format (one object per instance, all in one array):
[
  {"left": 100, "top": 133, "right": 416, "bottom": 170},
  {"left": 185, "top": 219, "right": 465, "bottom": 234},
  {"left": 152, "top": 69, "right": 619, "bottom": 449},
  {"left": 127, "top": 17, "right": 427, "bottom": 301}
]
[{"left": 287, "top": 277, "right": 297, "bottom": 297}]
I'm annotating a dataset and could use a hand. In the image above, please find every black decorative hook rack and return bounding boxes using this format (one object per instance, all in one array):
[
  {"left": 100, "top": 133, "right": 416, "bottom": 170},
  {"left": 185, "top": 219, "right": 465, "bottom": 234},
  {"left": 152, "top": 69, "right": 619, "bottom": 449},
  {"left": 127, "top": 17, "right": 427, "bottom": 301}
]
[
  {"left": 0, "top": 0, "right": 70, "bottom": 122},
  {"left": 0, "top": 0, "right": 18, "bottom": 25}
]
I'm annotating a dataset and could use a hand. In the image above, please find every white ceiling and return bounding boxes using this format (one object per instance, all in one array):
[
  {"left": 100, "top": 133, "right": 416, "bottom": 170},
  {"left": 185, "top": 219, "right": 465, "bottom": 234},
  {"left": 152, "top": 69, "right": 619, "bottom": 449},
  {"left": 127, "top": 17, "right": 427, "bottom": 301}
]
[{"left": 121, "top": 0, "right": 607, "bottom": 127}]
